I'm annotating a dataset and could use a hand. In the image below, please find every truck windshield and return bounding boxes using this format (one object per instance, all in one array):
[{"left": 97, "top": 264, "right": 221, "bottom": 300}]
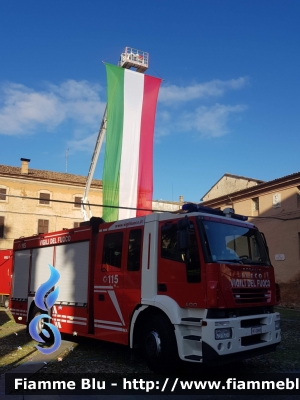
[{"left": 198, "top": 218, "right": 271, "bottom": 266}]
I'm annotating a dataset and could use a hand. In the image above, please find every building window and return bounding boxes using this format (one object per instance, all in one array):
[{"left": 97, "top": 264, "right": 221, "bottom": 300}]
[
  {"left": 38, "top": 219, "right": 49, "bottom": 234},
  {"left": 252, "top": 197, "right": 259, "bottom": 211},
  {"left": 74, "top": 196, "right": 82, "bottom": 208},
  {"left": 0, "top": 188, "right": 7, "bottom": 202},
  {"left": 273, "top": 193, "right": 281, "bottom": 208},
  {"left": 0, "top": 216, "right": 4, "bottom": 238},
  {"left": 74, "top": 222, "right": 80, "bottom": 228},
  {"left": 39, "top": 192, "right": 51, "bottom": 205}
]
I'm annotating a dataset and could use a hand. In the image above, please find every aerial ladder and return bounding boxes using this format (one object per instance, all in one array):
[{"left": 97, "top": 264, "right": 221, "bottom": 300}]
[{"left": 81, "top": 47, "right": 149, "bottom": 221}]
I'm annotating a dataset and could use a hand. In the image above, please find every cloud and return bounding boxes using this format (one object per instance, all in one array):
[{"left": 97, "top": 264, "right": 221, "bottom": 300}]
[
  {"left": 67, "top": 132, "right": 99, "bottom": 154},
  {"left": 179, "top": 103, "right": 247, "bottom": 137},
  {"left": 156, "top": 103, "right": 247, "bottom": 139},
  {"left": 159, "top": 77, "right": 248, "bottom": 104},
  {"left": 155, "top": 76, "right": 249, "bottom": 139},
  {"left": 0, "top": 76, "right": 248, "bottom": 147},
  {"left": 0, "top": 81, "right": 105, "bottom": 136},
  {"left": 50, "top": 80, "right": 103, "bottom": 125}
]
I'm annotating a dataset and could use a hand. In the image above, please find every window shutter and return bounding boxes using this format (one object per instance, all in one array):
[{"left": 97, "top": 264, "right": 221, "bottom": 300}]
[
  {"left": 39, "top": 192, "right": 50, "bottom": 205},
  {"left": 74, "top": 197, "right": 82, "bottom": 208},
  {"left": 0, "top": 216, "right": 4, "bottom": 238},
  {"left": 38, "top": 219, "right": 49, "bottom": 234},
  {"left": 0, "top": 188, "right": 6, "bottom": 201}
]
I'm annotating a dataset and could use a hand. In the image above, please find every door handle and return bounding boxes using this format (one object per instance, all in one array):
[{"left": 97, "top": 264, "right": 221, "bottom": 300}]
[{"left": 158, "top": 283, "right": 167, "bottom": 292}]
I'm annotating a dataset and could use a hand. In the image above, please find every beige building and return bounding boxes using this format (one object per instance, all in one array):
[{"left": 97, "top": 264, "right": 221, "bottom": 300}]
[
  {"left": 152, "top": 198, "right": 183, "bottom": 212},
  {"left": 0, "top": 159, "right": 182, "bottom": 250},
  {"left": 201, "top": 173, "right": 264, "bottom": 202},
  {"left": 0, "top": 159, "right": 103, "bottom": 249},
  {"left": 201, "top": 172, "right": 300, "bottom": 307}
]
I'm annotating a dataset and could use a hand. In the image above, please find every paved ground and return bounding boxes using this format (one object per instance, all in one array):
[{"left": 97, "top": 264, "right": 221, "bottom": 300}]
[
  {"left": 0, "top": 340, "right": 73, "bottom": 398},
  {"left": 0, "top": 341, "right": 296, "bottom": 400},
  {"left": 1, "top": 306, "right": 299, "bottom": 399}
]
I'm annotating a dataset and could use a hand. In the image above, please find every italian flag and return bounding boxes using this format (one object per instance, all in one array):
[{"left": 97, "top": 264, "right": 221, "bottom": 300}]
[{"left": 102, "top": 63, "right": 162, "bottom": 222}]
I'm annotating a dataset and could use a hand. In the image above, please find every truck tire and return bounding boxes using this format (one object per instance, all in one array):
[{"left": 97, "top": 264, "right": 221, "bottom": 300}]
[
  {"left": 28, "top": 307, "right": 54, "bottom": 344},
  {"left": 4, "top": 297, "right": 9, "bottom": 309},
  {"left": 142, "top": 314, "right": 178, "bottom": 374}
]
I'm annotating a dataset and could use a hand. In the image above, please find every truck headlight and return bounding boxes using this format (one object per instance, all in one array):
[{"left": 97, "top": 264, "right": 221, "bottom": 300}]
[
  {"left": 215, "top": 328, "right": 232, "bottom": 340},
  {"left": 275, "top": 320, "right": 280, "bottom": 330}
]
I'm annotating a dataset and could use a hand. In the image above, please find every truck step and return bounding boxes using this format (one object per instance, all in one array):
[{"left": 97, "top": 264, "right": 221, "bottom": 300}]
[
  {"left": 184, "top": 354, "right": 202, "bottom": 361},
  {"left": 183, "top": 335, "right": 201, "bottom": 341},
  {"left": 181, "top": 317, "right": 202, "bottom": 325}
]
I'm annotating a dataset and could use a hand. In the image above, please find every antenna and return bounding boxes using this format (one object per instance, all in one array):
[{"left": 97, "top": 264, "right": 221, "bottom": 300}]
[{"left": 66, "top": 148, "right": 69, "bottom": 173}]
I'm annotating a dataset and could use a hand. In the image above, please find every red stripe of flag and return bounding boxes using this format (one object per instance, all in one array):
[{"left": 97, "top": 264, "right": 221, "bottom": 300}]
[{"left": 136, "top": 75, "right": 162, "bottom": 216}]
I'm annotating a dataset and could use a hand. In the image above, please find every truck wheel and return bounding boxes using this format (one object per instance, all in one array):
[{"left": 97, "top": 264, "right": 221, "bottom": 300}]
[
  {"left": 143, "top": 314, "right": 178, "bottom": 374},
  {"left": 28, "top": 308, "right": 54, "bottom": 344},
  {"left": 4, "top": 297, "right": 9, "bottom": 309}
]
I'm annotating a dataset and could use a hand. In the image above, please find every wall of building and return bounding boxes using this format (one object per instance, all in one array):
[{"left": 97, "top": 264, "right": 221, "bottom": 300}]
[
  {"left": 152, "top": 200, "right": 182, "bottom": 212},
  {"left": 0, "top": 175, "right": 103, "bottom": 249}
]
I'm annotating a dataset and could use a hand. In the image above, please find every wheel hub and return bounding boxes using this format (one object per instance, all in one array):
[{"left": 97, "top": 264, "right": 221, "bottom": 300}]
[
  {"left": 37, "top": 318, "right": 44, "bottom": 334},
  {"left": 146, "top": 330, "right": 161, "bottom": 358}
]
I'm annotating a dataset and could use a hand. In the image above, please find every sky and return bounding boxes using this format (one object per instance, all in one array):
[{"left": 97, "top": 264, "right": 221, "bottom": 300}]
[{"left": 1, "top": 1, "right": 300, "bottom": 203}]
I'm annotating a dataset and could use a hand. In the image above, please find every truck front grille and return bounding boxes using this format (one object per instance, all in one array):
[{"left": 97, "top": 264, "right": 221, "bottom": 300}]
[{"left": 232, "top": 288, "right": 270, "bottom": 304}]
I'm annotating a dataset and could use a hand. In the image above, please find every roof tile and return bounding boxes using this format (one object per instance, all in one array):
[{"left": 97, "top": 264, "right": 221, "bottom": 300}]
[{"left": 0, "top": 164, "right": 102, "bottom": 188}]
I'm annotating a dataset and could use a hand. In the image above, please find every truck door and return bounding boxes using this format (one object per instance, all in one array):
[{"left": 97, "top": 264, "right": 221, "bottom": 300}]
[
  {"left": 93, "top": 230, "right": 126, "bottom": 344},
  {"left": 93, "top": 228, "right": 143, "bottom": 344},
  {"left": 157, "top": 219, "right": 206, "bottom": 308},
  {"left": 123, "top": 227, "right": 142, "bottom": 329}
]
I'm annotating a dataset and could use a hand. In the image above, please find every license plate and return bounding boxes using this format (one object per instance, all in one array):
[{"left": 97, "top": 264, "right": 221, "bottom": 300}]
[{"left": 251, "top": 326, "right": 262, "bottom": 335}]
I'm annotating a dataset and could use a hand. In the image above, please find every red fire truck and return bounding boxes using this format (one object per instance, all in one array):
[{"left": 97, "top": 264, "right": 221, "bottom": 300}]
[
  {"left": 10, "top": 204, "right": 281, "bottom": 373},
  {"left": 0, "top": 249, "right": 13, "bottom": 308}
]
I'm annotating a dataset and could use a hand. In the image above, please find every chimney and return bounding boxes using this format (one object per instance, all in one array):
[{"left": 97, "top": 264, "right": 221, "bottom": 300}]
[
  {"left": 20, "top": 158, "right": 31, "bottom": 174},
  {"left": 179, "top": 195, "right": 184, "bottom": 203}
]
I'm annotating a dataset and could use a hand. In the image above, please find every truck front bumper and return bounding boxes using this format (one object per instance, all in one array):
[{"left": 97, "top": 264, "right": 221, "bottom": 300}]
[{"left": 201, "top": 311, "right": 281, "bottom": 364}]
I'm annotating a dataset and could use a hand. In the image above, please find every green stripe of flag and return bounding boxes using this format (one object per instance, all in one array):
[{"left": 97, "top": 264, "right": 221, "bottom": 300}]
[{"left": 102, "top": 64, "right": 124, "bottom": 222}]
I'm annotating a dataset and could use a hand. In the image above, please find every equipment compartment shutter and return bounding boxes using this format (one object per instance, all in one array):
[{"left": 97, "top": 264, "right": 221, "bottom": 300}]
[
  {"left": 30, "top": 247, "right": 54, "bottom": 293},
  {"left": 55, "top": 241, "right": 89, "bottom": 304},
  {"left": 12, "top": 250, "right": 31, "bottom": 298}
]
